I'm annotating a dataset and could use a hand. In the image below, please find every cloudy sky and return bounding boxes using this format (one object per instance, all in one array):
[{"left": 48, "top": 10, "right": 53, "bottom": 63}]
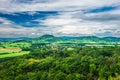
[{"left": 0, "top": 0, "right": 120, "bottom": 38}]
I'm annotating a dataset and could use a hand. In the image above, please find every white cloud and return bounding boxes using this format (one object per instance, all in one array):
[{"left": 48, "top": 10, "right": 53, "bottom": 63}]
[
  {"left": 38, "top": 10, "right": 120, "bottom": 37},
  {"left": 0, "top": 18, "right": 59, "bottom": 38},
  {"left": 0, "top": 18, "right": 12, "bottom": 24},
  {"left": 41, "top": 19, "right": 80, "bottom": 26},
  {"left": 0, "top": 0, "right": 120, "bottom": 37},
  {"left": 0, "top": 0, "right": 120, "bottom": 12}
]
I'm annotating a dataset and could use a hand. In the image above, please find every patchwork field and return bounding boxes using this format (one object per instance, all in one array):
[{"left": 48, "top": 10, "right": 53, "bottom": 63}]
[
  {"left": 1, "top": 35, "right": 120, "bottom": 80},
  {"left": 0, "top": 48, "right": 22, "bottom": 53},
  {"left": 0, "top": 48, "right": 29, "bottom": 58},
  {"left": 0, "top": 42, "right": 31, "bottom": 48}
]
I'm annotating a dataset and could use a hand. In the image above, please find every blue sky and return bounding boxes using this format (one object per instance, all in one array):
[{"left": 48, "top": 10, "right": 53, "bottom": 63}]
[{"left": 0, "top": 0, "right": 120, "bottom": 38}]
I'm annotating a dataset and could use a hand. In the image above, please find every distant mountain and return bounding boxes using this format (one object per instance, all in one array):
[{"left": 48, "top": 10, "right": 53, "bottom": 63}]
[
  {"left": 58, "top": 36, "right": 74, "bottom": 39},
  {"left": 40, "top": 34, "right": 54, "bottom": 38},
  {"left": 1, "top": 35, "right": 120, "bottom": 43},
  {"left": 0, "top": 37, "right": 30, "bottom": 41},
  {"left": 103, "top": 37, "right": 120, "bottom": 41},
  {"left": 30, "top": 34, "right": 62, "bottom": 43}
]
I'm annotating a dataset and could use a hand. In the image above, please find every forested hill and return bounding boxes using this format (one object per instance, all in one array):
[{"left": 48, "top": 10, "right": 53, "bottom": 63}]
[
  {"left": 27, "top": 35, "right": 120, "bottom": 43},
  {"left": 1, "top": 35, "right": 120, "bottom": 80},
  {"left": 1, "top": 35, "right": 120, "bottom": 43}
]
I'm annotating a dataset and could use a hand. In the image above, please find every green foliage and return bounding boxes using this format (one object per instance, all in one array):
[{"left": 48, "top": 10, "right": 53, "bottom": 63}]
[
  {"left": 1, "top": 46, "right": 120, "bottom": 80},
  {"left": 0, "top": 51, "right": 29, "bottom": 58}
]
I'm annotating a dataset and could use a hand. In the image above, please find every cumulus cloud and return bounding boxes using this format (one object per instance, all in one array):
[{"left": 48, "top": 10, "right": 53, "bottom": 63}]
[
  {"left": 0, "top": 0, "right": 120, "bottom": 37},
  {"left": 37, "top": 10, "right": 120, "bottom": 37},
  {"left": 0, "top": 0, "right": 120, "bottom": 12},
  {"left": 0, "top": 18, "right": 12, "bottom": 24},
  {"left": 0, "top": 17, "right": 60, "bottom": 38}
]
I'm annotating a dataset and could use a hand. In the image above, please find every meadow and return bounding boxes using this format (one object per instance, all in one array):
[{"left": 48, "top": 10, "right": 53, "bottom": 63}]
[
  {"left": 0, "top": 48, "right": 29, "bottom": 58},
  {"left": 0, "top": 48, "right": 21, "bottom": 53}
]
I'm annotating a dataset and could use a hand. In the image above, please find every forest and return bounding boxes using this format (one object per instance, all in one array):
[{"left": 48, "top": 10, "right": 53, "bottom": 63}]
[
  {"left": 0, "top": 35, "right": 120, "bottom": 80},
  {"left": 1, "top": 46, "right": 120, "bottom": 80}
]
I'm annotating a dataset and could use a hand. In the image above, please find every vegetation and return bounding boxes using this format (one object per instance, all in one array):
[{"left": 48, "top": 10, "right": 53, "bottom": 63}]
[
  {"left": 0, "top": 48, "right": 21, "bottom": 53},
  {"left": 0, "top": 51, "right": 29, "bottom": 58},
  {"left": 0, "top": 35, "right": 120, "bottom": 80},
  {"left": 0, "top": 46, "right": 120, "bottom": 80}
]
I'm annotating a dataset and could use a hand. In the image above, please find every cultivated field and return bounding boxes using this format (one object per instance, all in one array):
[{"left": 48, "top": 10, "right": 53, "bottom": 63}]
[
  {"left": 0, "top": 48, "right": 22, "bottom": 53},
  {"left": 0, "top": 48, "right": 29, "bottom": 58}
]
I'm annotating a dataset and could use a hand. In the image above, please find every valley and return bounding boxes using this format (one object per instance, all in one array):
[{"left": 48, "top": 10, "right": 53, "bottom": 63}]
[{"left": 1, "top": 35, "right": 120, "bottom": 80}]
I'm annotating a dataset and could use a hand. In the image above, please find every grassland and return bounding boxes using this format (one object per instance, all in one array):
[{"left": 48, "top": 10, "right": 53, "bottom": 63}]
[
  {"left": 0, "top": 48, "right": 29, "bottom": 58},
  {"left": 0, "top": 48, "right": 21, "bottom": 53},
  {"left": 0, "top": 51, "right": 29, "bottom": 58},
  {"left": 0, "top": 42, "right": 31, "bottom": 48}
]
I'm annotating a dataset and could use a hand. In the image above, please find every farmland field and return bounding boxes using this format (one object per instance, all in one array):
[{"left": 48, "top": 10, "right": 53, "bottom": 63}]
[
  {"left": 0, "top": 42, "right": 31, "bottom": 48},
  {"left": 0, "top": 48, "right": 29, "bottom": 58},
  {"left": 0, "top": 51, "right": 29, "bottom": 58},
  {"left": 1, "top": 35, "right": 120, "bottom": 80},
  {"left": 0, "top": 48, "right": 22, "bottom": 53}
]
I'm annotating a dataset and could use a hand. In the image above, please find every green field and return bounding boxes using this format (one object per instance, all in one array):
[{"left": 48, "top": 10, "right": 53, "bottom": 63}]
[
  {"left": 1, "top": 35, "right": 120, "bottom": 80},
  {"left": 0, "top": 42, "right": 31, "bottom": 48},
  {"left": 0, "top": 48, "right": 29, "bottom": 58},
  {"left": 0, "top": 51, "right": 29, "bottom": 58},
  {"left": 0, "top": 48, "right": 21, "bottom": 53}
]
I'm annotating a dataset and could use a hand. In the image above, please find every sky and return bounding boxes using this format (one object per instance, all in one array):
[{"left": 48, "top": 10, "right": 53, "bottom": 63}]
[{"left": 0, "top": 0, "right": 120, "bottom": 38}]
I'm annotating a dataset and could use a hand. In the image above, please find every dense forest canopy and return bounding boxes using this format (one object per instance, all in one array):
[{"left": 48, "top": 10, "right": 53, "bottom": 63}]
[
  {"left": 1, "top": 45, "right": 120, "bottom": 80},
  {"left": 0, "top": 35, "right": 120, "bottom": 80}
]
